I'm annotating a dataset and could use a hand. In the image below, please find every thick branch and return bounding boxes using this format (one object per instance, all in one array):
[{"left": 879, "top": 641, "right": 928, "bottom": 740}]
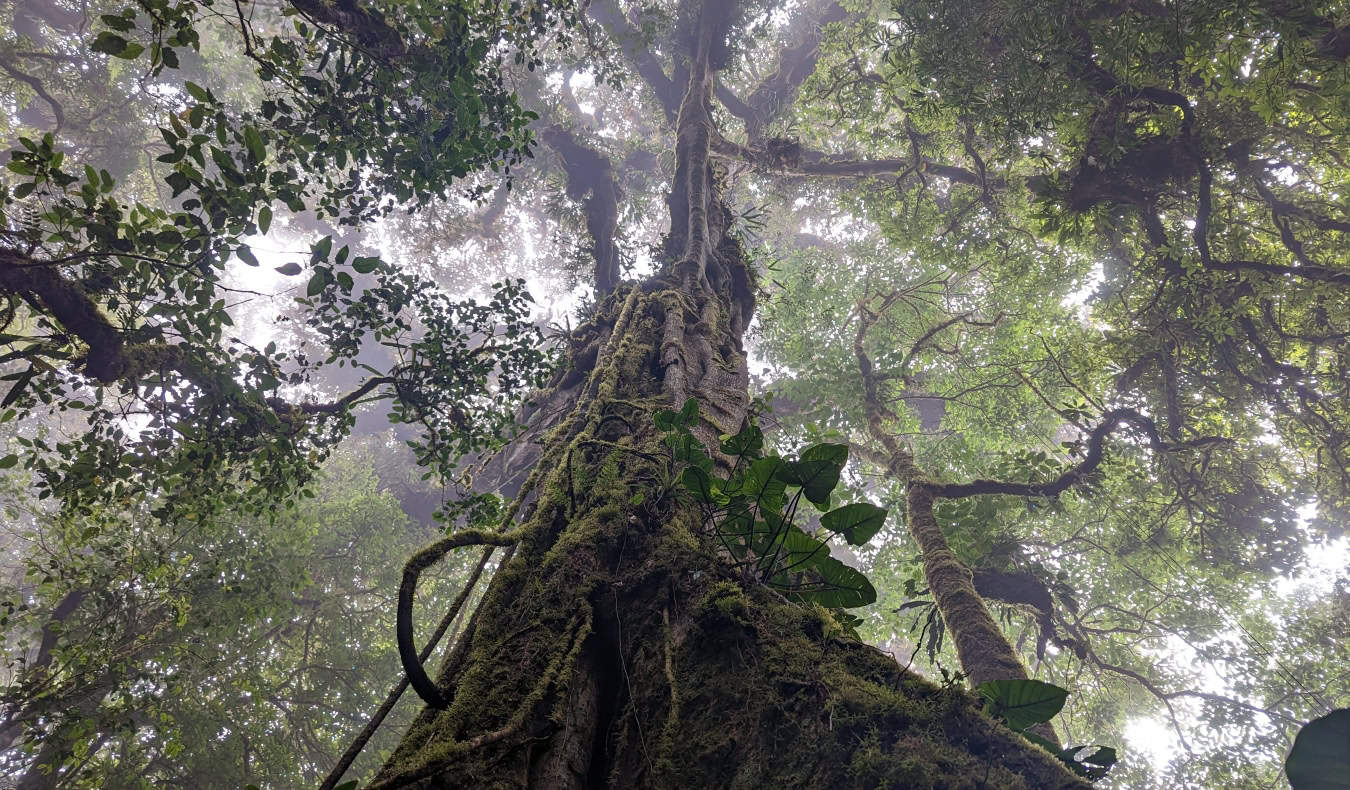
[
  {"left": 0, "top": 248, "right": 395, "bottom": 417},
  {"left": 716, "top": 0, "right": 847, "bottom": 141},
  {"left": 538, "top": 125, "right": 623, "bottom": 294},
  {"left": 0, "top": 250, "right": 129, "bottom": 383},
  {"left": 587, "top": 0, "right": 682, "bottom": 123}
]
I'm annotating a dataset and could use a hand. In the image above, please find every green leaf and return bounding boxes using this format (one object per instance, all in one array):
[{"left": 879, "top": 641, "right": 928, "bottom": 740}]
[
  {"left": 184, "top": 81, "right": 210, "bottom": 102},
  {"left": 100, "top": 14, "right": 135, "bottom": 32},
  {"left": 681, "top": 466, "right": 725, "bottom": 504},
  {"left": 351, "top": 256, "right": 379, "bottom": 274},
  {"left": 1071, "top": 746, "right": 1118, "bottom": 779},
  {"left": 1286, "top": 708, "right": 1350, "bottom": 790},
  {"left": 0, "top": 454, "right": 18, "bottom": 469},
  {"left": 306, "top": 272, "right": 328, "bottom": 296},
  {"left": 310, "top": 235, "right": 333, "bottom": 264},
  {"left": 720, "top": 421, "right": 764, "bottom": 458},
  {"left": 820, "top": 502, "right": 887, "bottom": 545},
  {"left": 678, "top": 397, "right": 699, "bottom": 427},
  {"left": 665, "top": 432, "right": 711, "bottom": 471},
  {"left": 257, "top": 205, "right": 272, "bottom": 234},
  {"left": 801, "top": 442, "right": 848, "bottom": 465},
  {"left": 776, "top": 526, "right": 877, "bottom": 608},
  {"left": 742, "top": 456, "right": 786, "bottom": 515},
  {"left": 243, "top": 126, "right": 266, "bottom": 163},
  {"left": 778, "top": 443, "right": 847, "bottom": 506},
  {"left": 653, "top": 409, "right": 680, "bottom": 431},
  {"left": 236, "top": 245, "right": 260, "bottom": 267},
  {"left": 978, "top": 679, "right": 1069, "bottom": 731},
  {"left": 90, "top": 32, "right": 131, "bottom": 57},
  {"left": 274, "top": 262, "right": 302, "bottom": 276}
]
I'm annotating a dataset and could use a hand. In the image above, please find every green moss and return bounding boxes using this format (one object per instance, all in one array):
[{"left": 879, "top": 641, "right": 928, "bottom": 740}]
[
  {"left": 846, "top": 732, "right": 938, "bottom": 789},
  {"left": 372, "top": 277, "right": 1084, "bottom": 790},
  {"left": 697, "top": 580, "right": 753, "bottom": 627}
]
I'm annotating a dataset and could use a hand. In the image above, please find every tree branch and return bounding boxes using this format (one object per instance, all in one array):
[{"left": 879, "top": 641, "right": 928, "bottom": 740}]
[
  {"left": 538, "top": 125, "right": 623, "bottom": 294},
  {"left": 0, "top": 54, "right": 65, "bottom": 132},
  {"left": 397, "top": 531, "right": 519, "bottom": 709},
  {"left": 931, "top": 408, "right": 1230, "bottom": 499},
  {"left": 0, "top": 248, "right": 397, "bottom": 419},
  {"left": 716, "top": 0, "right": 847, "bottom": 142},
  {"left": 711, "top": 135, "right": 988, "bottom": 186},
  {"left": 586, "top": 0, "right": 682, "bottom": 123}
]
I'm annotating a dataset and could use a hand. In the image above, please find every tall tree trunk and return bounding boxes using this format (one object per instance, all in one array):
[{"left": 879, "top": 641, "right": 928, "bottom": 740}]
[{"left": 370, "top": 5, "right": 1082, "bottom": 788}]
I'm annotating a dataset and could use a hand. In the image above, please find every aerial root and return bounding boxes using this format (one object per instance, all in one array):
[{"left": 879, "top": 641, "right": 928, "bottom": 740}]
[
  {"left": 369, "top": 608, "right": 593, "bottom": 790},
  {"left": 661, "top": 604, "right": 681, "bottom": 747},
  {"left": 398, "top": 529, "right": 521, "bottom": 709}
]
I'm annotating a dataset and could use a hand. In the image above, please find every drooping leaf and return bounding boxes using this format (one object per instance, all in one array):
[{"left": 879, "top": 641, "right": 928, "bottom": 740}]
[
  {"left": 741, "top": 456, "right": 786, "bottom": 515},
  {"left": 681, "top": 466, "right": 725, "bottom": 504},
  {"left": 721, "top": 421, "right": 763, "bottom": 458},
  {"left": 820, "top": 502, "right": 887, "bottom": 545},
  {"left": 978, "top": 679, "right": 1069, "bottom": 731},
  {"left": 243, "top": 125, "right": 266, "bottom": 163},
  {"left": 678, "top": 397, "right": 699, "bottom": 427},
  {"left": 305, "top": 271, "right": 328, "bottom": 296},
  {"left": 775, "top": 526, "right": 877, "bottom": 608},
  {"left": 777, "top": 444, "right": 847, "bottom": 507}
]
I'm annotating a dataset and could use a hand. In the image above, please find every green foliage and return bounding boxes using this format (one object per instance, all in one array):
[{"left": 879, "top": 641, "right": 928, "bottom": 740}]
[
  {"left": 979, "top": 679, "right": 1118, "bottom": 781},
  {"left": 655, "top": 398, "right": 881, "bottom": 610},
  {"left": 0, "top": 439, "right": 468, "bottom": 787},
  {"left": 0, "top": 0, "right": 572, "bottom": 522},
  {"left": 979, "top": 678, "right": 1070, "bottom": 732},
  {"left": 1285, "top": 708, "right": 1350, "bottom": 790}
]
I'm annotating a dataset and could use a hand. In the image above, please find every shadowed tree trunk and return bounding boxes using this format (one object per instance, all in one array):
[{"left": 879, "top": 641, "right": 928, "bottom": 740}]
[{"left": 368, "top": 4, "right": 1083, "bottom": 788}]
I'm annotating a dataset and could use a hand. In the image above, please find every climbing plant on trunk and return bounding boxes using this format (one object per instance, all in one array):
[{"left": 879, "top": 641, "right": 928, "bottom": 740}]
[{"left": 364, "top": 5, "right": 1081, "bottom": 789}]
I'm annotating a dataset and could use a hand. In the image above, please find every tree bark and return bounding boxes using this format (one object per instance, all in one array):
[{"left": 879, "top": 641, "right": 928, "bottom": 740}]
[{"left": 369, "top": 3, "right": 1083, "bottom": 788}]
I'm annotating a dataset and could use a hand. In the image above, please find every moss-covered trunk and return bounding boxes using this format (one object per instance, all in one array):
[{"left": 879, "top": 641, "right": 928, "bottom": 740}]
[
  {"left": 368, "top": 5, "right": 1084, "bottom": 788},
  {"left": 369, "top": 283, "right": 1080, "bottom": 790}
]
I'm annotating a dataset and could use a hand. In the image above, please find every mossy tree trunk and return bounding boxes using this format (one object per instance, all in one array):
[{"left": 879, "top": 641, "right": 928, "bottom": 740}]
[{"left": 368, "top": 5, "right": 1084, "bottom": 788}]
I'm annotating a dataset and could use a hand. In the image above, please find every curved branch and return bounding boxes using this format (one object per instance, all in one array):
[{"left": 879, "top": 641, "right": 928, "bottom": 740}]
[
  {"left": 397, "top": 530, "right": 519, "bottom": 709},
  {"left": 319, "top": 546, "right": 496, "bottom": 790},
  {"left": 0, "top": 55, "right": 65, "bottom": 132},
  {"left": 931, "top": 409, "right": 1230, "bottom": 500}
]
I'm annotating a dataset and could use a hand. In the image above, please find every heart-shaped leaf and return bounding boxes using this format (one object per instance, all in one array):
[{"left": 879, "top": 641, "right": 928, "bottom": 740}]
[{"left": 978, "top": 679, "right": 1069, "bottom": 731}]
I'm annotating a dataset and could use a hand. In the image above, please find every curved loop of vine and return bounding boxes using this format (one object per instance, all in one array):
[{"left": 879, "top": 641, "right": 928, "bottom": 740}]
[{"left": 397, "top": 529, "right": 521, "bottom": 707}]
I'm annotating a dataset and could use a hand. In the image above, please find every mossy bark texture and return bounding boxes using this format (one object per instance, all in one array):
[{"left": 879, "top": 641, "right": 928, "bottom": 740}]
[{"left": 370, "top": 4, "right": 1086, "bottom": 788}]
